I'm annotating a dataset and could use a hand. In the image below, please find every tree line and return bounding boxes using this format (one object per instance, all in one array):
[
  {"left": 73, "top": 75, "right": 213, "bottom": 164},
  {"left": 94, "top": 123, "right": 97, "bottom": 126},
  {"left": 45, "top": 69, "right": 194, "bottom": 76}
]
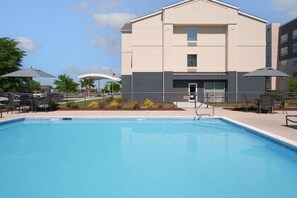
[{"left": 0, "top": 37, "right": 121, "bottom": 93}]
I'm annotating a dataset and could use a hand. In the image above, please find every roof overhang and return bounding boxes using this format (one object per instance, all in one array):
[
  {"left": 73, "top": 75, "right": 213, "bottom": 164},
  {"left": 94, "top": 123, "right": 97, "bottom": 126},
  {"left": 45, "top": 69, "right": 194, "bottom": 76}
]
[{"left": 130, "top": 0, "right": 267, "bottom": 24}]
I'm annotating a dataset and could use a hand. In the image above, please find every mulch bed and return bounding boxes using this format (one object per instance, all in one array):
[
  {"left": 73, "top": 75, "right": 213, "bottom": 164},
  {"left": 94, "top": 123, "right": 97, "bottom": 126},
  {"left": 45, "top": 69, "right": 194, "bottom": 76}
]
[
  {"left": 57, "top": 108, "right": 185, "bottom": 111},
  {"left": 224, "top": 107, "right": 297, "bottom": 112}
]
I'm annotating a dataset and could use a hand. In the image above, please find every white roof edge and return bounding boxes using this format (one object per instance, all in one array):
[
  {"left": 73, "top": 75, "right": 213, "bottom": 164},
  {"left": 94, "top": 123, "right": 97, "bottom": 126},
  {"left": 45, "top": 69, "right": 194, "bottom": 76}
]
[
  {"left": 238, "top": 11, "right": 267, "bottom": 23},
  {"left": 131, "top": 0, "right": 266, "bottom": 24},
  {"left": 130, "top": 11, "right": 162, "bottom": 23},
  {"left": 132, "top": 0, "right": 239, "bottom": 23},
  {"left": 210, "top": 0, "right": 238, "bottom": 10},
  {"left": 162, "top": 0, "right": 192, "bottom": 10},
  {"left": 163, "top": 0, "right": 239, "bottom": 10}
]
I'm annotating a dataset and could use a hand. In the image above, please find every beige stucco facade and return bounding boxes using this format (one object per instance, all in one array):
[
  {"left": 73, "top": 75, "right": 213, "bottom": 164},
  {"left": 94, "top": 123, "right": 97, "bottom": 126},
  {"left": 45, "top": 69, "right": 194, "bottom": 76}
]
[
  {"left": 121, "top": 0, "right": 267, "bottom": 102},
  {"left": 266, "top": 23, "right": 280, "bottom": 90},
  {"left": 122, "top": 0, "right": 266, "bottom": 75}
]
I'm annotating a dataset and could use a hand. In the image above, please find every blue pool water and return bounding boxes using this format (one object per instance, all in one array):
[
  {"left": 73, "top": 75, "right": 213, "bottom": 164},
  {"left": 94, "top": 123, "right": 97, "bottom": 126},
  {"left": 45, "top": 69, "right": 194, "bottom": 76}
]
[{"left": 0, "top": 119, "right": 297, "bottom": 198}]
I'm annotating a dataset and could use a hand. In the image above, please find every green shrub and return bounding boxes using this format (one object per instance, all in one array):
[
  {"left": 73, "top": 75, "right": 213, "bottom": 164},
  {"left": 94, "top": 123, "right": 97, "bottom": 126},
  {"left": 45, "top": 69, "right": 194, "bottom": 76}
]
[
  {"left": 267, "top": 91, "right": 284, "bottom": 101},
  {"left": 88, "top": 101, "right": 98, "bottom": 108},
  {"left": 288, "top": 78, "right": 297, "bottom": 92},
  {"left": 168, "top": 103, "right": 177, "bottom": 108},
  {"left": 115, "top": 96, "right": 122, "bottom": 102},
  {"left": 110, "top": 100, "right": 119, "bottom": 108},
  {"left": 66, "top": 102, "right": 79, "bottom": 109},
  {"left": 144, "top": 98, "right": 154, "bottom": 108},
  {"left": 50, "top": 99, "right": 58, "bottom": 110}
]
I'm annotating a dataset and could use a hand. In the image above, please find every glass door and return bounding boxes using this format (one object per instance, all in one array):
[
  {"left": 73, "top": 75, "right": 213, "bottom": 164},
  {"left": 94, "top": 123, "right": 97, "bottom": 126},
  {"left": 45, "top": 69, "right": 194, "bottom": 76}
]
[
  {"left": 204, "top": 82, "right": 225, "bottom": 102},
  {"left": 188, "top": 83, "right": 197, "bottom": 102}
]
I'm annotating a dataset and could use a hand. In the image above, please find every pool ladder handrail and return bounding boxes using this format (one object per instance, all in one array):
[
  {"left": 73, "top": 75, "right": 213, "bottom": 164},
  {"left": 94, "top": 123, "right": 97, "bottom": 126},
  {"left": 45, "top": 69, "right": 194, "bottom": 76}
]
[{"left": 194, "top": 102, "right": 212, "bottom": 120}]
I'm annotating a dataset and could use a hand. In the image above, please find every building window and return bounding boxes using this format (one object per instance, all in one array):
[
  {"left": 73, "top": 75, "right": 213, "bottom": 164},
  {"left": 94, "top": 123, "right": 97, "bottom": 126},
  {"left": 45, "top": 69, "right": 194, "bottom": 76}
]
[
  {"left": 293, "top": 57, "right": 297, "bottom": 65},
  {"left": 187, "top": 54, "right": 197, "bottom": 67},
  {"left": 293, "top": 72, "right": 297, "bottom": 78},
  {"left": 293, "top": 29, "right": 297, "bottom": 39},
  {"left": 281, "top": 34, "right": 288, "bottom": 43},
  {"left": 293, "top": 43, "right": 297, "bottom": 53},
  {"left": 187, "top": 28, "right": 198, "bottom": 41},
  {"left": 281, "top": 47, "right": 288, "bottom": 56},
  {"left": 280, "top": 60, "right": 288, "bottom": 67}
]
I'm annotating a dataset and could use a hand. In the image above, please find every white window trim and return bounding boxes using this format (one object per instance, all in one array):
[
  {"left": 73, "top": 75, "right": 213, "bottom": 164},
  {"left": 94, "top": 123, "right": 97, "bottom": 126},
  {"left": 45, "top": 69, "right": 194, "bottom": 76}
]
[
  {"left": 187, "top": 54, "right": 198, "bottom": 68},
  {"left": 187, "top": 28, "right": 198, "bottom": 42}
]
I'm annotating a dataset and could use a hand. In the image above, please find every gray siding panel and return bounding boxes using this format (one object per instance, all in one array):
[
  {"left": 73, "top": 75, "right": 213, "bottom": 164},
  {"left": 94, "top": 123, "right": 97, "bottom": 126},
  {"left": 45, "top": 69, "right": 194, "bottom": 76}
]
[
  {"left": 133, "top": 72, "right": 163, "bottom": 102},
  {"left": 121, "top": 72, "right": 266, "bottom": 102},
  {"left": 122, "top": 75, "right": 132, "bottom": 100}
]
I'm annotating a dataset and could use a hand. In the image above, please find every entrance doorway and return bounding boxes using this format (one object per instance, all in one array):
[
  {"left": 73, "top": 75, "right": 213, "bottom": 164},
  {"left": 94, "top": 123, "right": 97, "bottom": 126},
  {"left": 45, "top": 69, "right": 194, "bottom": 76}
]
[{"left": 188, "top": 83, "right": 197, "bottom": 102}]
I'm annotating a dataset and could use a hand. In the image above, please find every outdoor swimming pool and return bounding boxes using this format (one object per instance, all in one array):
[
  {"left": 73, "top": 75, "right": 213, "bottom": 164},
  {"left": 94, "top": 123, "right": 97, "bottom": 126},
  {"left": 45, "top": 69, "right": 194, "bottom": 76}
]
[{"left": 0, "top": 118, "right": 297, "bottom": 198}]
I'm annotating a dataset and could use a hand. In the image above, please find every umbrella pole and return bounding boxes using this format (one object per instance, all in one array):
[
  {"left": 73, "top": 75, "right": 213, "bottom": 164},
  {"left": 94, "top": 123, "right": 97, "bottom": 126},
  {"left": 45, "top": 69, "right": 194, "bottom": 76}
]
[{"left": 265, "top": 76, "right": 268, "bottom": 94}]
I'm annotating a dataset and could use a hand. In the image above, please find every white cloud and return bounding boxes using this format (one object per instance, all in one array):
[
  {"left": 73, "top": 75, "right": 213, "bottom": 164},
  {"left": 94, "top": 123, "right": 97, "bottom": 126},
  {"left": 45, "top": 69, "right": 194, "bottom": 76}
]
[
  {"left": 63, "top": 66, "right": 119, "bottom": 76},
  {"left": 73, "top": 1, "right": 90, "bottom": 13},
  {"left": 96, "top": 0, "right": 121, "bottom": 12},
  {"left": 15, "top": 36, "right": 38, "bottom": 52},
  {"left": 90, "top": 36, "right": 120, "bottom": 53},
  {"left": 74, "top": 0, "right": 121, "bottom": 13},
  {"left": 272, "top": 0, "right": 297, "bottom": 18},
  {"left": 93, "top": 12, "right": 137, "bottom": 30}
]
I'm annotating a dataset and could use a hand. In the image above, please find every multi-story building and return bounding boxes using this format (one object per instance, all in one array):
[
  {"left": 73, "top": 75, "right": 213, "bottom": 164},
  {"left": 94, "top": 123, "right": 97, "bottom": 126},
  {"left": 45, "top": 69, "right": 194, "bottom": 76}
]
[
  {"left": 266, "top": 23, "right": 280, "bottom": 91},
  {"left": 277, "top": 18, "right": 297, "bottom": 91},
  {"left": 121, "top": 0, "right": 267, "bottom": 102}
]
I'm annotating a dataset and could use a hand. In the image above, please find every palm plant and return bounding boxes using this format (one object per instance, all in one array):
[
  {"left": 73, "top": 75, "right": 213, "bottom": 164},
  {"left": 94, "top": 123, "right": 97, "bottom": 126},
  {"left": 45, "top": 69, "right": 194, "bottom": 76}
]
[{"left": 80, "top": 78, "right": 95, "bottom": 97}]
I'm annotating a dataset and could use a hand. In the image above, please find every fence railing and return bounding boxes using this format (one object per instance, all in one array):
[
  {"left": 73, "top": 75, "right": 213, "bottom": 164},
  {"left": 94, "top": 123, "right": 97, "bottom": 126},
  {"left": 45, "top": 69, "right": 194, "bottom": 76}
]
[{"left": 1, "top": 91, "right": 297, "bottom": 110}]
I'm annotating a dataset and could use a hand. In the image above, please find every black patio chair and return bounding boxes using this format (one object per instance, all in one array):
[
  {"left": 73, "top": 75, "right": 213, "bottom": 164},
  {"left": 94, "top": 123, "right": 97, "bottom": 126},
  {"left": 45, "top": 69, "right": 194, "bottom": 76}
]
[
  {"left": 36, "top": 95, "right": 52, "bottom": 112},
  {"left": 5, "top": 93, "right": 20, "bottom": 114},
  {"left": 19, "top": 94, "right": 31, "bottom": 113},
  {"left": 257, "top": 95, "right": 273, "bottom": 113}
]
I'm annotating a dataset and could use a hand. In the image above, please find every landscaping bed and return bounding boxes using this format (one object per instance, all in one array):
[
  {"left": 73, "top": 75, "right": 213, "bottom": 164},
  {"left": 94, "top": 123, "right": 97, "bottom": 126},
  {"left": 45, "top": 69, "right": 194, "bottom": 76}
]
[{"left": 57, "top": 98, "right": 182, "bottom": 111}]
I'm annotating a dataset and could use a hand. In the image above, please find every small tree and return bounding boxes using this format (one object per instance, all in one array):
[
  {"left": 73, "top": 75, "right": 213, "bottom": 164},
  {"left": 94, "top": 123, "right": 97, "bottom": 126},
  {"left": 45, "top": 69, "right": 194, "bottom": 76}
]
[
  {"left": 288, "top": 78, "right": 297, "bottom": 92},
  {"left": 54, "top": 74, "right": 78, "bottom": 103},
  {"left": 0, "top": 37, "right": 26, "bottom": 91},
  {"left": 31, "top": 80, "right": 42, "bottom": 91},
  {"left": 104, "top": 81, "right": 121, "bottom": 93}
]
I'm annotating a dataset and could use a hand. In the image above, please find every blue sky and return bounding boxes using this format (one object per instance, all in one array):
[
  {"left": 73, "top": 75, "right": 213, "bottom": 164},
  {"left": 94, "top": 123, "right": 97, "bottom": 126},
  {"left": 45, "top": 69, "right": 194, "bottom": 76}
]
[{"left": 0, "top": 0, "right": 296, "bottom": 86}]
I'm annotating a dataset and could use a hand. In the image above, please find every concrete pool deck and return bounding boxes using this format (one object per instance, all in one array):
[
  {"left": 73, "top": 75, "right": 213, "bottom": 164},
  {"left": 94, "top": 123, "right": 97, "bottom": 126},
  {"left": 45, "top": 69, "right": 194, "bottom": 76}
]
[{"left": 1, "top": 107, "right": 297, "bottom": 143}]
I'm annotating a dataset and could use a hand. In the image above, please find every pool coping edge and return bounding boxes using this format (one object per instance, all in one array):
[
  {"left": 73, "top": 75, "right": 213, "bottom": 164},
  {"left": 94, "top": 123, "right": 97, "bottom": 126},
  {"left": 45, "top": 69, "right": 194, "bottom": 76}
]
[{"left": 1, "top": 116, "right": 297, "bottom": 150}]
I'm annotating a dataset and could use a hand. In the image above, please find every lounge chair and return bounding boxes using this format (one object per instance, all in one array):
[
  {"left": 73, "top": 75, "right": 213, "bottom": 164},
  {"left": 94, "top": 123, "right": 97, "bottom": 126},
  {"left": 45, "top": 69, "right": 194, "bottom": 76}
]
[{"left": 286, "top": 115, "right": 297, "bottom": 127}]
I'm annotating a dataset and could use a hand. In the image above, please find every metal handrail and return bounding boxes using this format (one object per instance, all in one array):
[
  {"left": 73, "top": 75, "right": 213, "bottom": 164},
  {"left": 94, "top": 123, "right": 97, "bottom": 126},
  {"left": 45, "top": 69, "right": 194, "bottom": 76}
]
[{"left": 194, "top": 101, "right": 212, "bottom": 120}]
